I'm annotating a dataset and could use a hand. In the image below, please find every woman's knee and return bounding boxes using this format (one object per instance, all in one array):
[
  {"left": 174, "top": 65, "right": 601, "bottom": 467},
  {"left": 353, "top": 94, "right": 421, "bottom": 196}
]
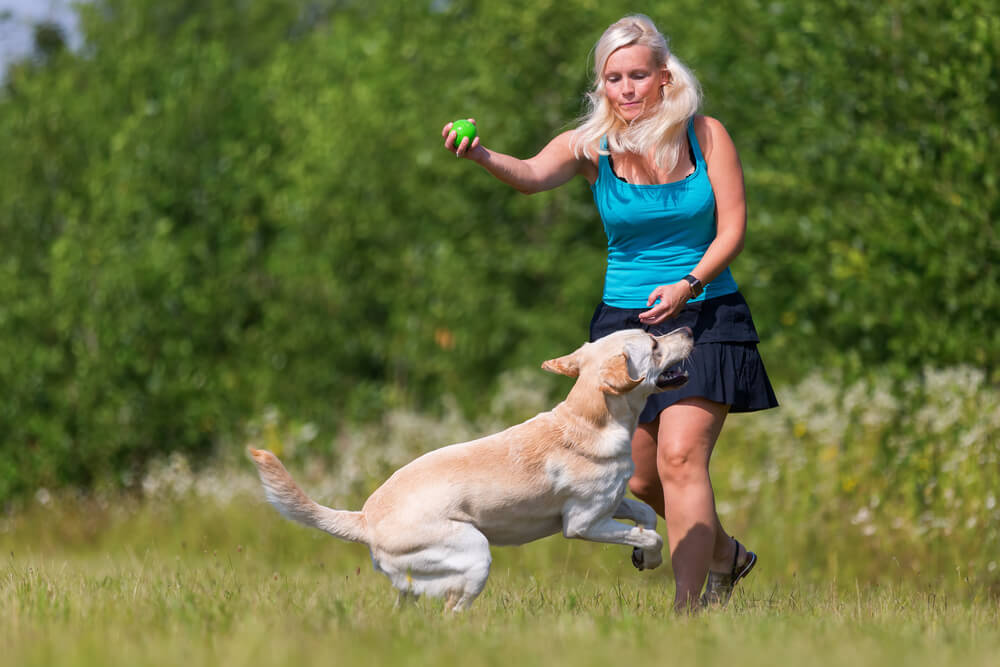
[
  {"left": 656, "top": 439, "right": 710, "bottom": 486},
  {"left": 654, "top": 400, "right": 726, "bottom": 486}
]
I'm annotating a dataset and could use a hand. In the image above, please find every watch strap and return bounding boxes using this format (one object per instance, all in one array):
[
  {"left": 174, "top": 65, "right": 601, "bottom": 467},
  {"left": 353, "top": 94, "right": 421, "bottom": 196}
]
[{"left": 682, "top": 274, "right": 703, "bottom": 297}]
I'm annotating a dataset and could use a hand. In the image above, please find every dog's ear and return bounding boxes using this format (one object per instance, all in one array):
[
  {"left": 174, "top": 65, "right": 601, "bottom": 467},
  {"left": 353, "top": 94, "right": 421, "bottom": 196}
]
[
  {"left": 541, "top": 351, "right": 580, "bottom": 378},
  {"left": 599, "top": 353, "right": 645, "bottom": 395}
]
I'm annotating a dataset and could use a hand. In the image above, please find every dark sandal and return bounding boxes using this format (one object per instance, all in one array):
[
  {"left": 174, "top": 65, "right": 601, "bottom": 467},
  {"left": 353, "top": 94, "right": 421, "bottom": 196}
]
[{"left": 700, "top": 538, "right": 757, "bottom": 607}]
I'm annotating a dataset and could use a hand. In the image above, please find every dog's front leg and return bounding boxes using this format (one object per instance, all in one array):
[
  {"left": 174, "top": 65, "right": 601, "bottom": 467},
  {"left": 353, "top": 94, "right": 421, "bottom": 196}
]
[
  {"left": 613, "top": 498, "right": 658, "bottom": 530},
  {"left": 562, "top": 509, "right": 664, "bottom": 570},
  {"left": 613, "top": 498, "right": 663, "bottom": 570}
]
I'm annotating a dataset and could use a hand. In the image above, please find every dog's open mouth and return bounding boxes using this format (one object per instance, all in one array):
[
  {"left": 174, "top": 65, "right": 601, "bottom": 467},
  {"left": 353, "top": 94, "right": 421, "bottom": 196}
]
[{"left": 656, "top": 366, "right": 689, "bottom": 389}]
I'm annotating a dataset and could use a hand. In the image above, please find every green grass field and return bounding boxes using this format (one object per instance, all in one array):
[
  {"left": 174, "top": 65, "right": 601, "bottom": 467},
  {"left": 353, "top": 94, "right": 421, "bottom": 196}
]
[
  {"left": 4, "top": 496, "right": 998, "bottom": 667},
  {"left": 4, "top": 367, "right": 999, "bottom": 666}
]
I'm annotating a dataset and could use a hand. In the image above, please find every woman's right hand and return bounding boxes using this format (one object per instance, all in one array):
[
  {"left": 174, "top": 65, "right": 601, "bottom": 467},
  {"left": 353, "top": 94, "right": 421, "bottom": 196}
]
[
  {"left": 442, "top": 118, "right": 482, "bottom": 159},
  {"left": 439, "top": 127, "right": 586, "bottom": 195}
]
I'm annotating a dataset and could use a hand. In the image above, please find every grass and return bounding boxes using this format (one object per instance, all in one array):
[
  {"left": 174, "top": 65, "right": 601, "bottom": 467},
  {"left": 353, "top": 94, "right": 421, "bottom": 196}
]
[
  {"left": 3, "top": 497, "right": 999, "bottom": 667},
  {"left": 4, "top": 364, "right": 998, "bottom": 665}
]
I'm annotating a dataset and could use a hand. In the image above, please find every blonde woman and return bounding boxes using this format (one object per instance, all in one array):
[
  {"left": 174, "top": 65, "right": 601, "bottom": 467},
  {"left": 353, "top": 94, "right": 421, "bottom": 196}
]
[{"left": 442, "top": 14, "right": 777, "bottom": 611}]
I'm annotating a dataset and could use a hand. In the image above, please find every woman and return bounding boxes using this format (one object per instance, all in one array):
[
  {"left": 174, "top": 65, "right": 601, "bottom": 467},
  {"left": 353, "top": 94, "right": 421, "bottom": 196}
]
[{"left": 442, "top": 14, "right": 778, "bottom": 611}]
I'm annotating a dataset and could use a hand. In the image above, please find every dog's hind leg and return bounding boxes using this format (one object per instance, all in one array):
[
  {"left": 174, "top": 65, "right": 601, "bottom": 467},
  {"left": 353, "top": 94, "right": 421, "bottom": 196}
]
[
  {"left": 395, "top": 589, "right": 419, "bottom": 608},
  {"left": 379, "top": 523, "right": 492, "bottom": 612},
  {"left": 440, "top": 525, "right": 492, "bottom": 612}
]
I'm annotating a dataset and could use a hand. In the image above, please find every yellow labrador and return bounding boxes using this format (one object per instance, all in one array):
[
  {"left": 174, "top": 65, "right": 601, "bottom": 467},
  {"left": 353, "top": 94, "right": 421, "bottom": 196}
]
[{"left": 249, "top": 327, "right": 693, "bottom": 611}]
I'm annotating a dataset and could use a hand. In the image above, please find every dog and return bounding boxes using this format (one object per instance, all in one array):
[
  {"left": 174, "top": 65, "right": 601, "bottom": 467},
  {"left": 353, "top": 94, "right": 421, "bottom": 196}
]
[{"left": 249, "top": 327, "right": 693, "bottom": 611}]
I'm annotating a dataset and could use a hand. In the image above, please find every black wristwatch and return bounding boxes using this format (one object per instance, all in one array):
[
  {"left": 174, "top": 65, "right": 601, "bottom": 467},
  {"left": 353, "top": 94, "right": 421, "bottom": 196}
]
[{"left": 682, "top": 274, "right": 703, "bottom": 298}]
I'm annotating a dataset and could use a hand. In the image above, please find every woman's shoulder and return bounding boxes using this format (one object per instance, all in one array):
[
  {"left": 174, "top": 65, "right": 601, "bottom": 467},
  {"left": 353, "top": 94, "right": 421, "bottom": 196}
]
[
  {"left": 556, "top": 127, "right": 583, "bottom": 144},
  {"left": 559, "top": 127, "right": 601, "bottom": 154},
  {"left": 528, "top": 128, "right": 599, "bottom": 186},
  {"left": 558, "top": 128, "right": 601, "bottom": 176},
  {"left": 532, "top": 128, "right": 596, "bottom": 162},
  {"left": 692, "top": 114, "right": 729, "bottom": 140},
  {"left": 691, "top": 115, "right": 737, "bottom": 163}
]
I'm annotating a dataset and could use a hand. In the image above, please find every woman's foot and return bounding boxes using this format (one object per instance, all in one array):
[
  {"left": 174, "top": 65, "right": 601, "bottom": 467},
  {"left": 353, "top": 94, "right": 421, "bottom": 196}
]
[{"left": 701, "top": 537, "right": 757, "bottom": 607}]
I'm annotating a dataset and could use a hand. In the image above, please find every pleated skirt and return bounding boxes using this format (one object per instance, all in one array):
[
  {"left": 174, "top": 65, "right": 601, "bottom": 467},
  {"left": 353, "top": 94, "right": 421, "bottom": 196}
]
[{"left": 588, "top": 292, "right": 779, "bottom": 423}]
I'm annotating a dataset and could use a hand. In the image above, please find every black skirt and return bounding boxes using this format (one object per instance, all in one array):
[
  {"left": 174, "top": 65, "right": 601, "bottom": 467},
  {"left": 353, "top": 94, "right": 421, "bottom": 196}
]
[{"left": 589, "top": 292, "right": 779, "bottom": 422}]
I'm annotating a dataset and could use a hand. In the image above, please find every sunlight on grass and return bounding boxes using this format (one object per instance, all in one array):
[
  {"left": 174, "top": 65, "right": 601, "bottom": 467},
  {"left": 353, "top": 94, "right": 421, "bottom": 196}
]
[
  {"left": 3, "top": 499, "right": 999, "bottom": 667},
  {"left": 3, "top": 367, "right": 998, "bottom": 666}
]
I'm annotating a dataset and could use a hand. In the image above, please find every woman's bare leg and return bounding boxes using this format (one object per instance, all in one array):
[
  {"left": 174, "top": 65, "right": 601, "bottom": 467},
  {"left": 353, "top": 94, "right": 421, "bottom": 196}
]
[
  {"left": 628, "top": 401, "right": 748, "bottom": 610},
  {"left": 629, "top": 421, "right": 665, "bottom": 517},
  {"left": 655, "top": 398, "right": 730, "bottom": 611}
]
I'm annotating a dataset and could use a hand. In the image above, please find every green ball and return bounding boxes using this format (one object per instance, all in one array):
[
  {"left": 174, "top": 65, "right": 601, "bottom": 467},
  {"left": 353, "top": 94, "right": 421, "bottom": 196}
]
[{"left": 451, "top": 119, "right": 477, "bottom": 150}]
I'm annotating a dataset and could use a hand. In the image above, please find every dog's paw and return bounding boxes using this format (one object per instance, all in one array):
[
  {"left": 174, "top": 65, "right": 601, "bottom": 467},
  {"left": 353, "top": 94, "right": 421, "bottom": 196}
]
[
  {"left": 642, "top": 549, "right": 663, "bottom": 570},
  {"left": 631, "top": 547, "right": 663, "bottom": 571}
]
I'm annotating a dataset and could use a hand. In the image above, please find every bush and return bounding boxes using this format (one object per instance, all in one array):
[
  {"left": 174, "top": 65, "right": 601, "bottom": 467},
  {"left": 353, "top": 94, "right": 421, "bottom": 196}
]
[{"left": 0, "top": 0, "right": 996, "bottom": 499}]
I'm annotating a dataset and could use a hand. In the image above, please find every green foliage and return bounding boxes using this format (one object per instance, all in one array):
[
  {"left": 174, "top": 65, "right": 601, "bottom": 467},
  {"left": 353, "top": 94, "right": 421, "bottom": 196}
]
[
  {"left": 699, "top": 1, "right": 1000, "bottom": 378},
  {"left": 0, "top": 0, "right": 997, "bottom": 499}
]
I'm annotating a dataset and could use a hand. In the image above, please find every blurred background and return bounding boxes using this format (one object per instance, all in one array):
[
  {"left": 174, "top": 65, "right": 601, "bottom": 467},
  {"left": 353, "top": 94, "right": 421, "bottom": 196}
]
[{"left": 0, "top": 0, "right": 997, "bottom": 587}]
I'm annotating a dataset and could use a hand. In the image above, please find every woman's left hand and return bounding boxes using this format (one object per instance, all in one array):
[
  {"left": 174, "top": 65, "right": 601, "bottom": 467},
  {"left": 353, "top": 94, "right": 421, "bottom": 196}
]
[{"left": 638, "top": 282, "right": 690, "bottom": 325}]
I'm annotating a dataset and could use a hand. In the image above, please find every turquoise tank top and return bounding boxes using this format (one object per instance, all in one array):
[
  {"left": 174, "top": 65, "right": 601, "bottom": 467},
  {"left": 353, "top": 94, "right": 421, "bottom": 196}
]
[{"left": 590, "top": 118, "right": 739, "bottom": 307}]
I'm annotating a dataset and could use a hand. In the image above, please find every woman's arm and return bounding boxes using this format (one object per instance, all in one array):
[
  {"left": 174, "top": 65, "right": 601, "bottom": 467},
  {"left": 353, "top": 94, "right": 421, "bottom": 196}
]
[
  {"left": 639, "top": 115, "right": 748, "bottom": 325},
  {"left": 688, "top": 115, "right": 747, "bottom": 284},
  {"left": 443, "top": 121, "right": 595, "bottom": 194}
]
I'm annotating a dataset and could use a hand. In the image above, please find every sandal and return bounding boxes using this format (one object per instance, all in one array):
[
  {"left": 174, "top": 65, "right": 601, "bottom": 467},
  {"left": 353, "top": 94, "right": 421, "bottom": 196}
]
[{"left": 700, "top": 537, "right": 757, "bottom": 607}]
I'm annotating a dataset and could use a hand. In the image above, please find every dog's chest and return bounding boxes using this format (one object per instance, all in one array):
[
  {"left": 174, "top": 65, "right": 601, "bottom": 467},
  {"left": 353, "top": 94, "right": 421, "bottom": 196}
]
[
  {"left": 576, "top": 421, "right": 635, "bottom": 462},
  {"left": 545, "top": 443, "right": 634, "bottom": 499}
]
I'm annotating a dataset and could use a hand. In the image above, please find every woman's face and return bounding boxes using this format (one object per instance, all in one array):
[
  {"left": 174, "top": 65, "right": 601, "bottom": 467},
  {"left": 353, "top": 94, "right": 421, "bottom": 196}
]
[{"left": 602, "top": 44, "right": 668, "bottom": 122}]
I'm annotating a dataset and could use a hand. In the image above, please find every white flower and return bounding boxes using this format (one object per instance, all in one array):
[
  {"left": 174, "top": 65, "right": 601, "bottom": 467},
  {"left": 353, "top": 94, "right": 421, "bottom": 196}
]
[{"left": 35, "top": 488, "right": 52, "bottom": 506}]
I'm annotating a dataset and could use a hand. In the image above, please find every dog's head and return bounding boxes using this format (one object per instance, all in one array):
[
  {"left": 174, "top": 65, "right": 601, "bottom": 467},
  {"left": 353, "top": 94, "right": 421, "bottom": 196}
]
[{"left": 541, "top": 328, "right": 694, "bottom": 398}]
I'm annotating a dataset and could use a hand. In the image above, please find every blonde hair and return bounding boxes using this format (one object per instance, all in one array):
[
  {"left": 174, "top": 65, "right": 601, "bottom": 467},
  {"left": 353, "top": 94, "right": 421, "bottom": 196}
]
[{"left": 572, "top": 15, "right": 702, "bottom": 171}]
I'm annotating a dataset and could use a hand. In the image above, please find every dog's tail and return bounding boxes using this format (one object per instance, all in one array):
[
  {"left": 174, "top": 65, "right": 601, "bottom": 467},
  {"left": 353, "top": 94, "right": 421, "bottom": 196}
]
[{"left": 247, "top": 448, "right": 368, "bottom": 545}]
